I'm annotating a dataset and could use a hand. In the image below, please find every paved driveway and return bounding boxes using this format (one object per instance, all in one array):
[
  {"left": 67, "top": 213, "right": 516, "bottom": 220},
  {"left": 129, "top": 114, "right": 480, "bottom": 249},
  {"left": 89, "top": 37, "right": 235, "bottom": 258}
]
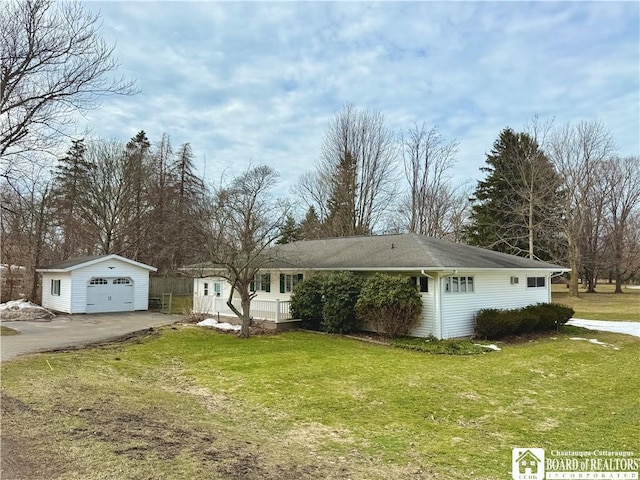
[{"left": 1, "top": 312, "right": 179, "bottom": 362}]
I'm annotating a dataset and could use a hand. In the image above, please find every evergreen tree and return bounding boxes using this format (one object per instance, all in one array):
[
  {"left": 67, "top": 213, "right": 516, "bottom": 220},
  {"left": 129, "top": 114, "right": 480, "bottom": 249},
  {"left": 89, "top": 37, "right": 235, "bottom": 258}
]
[
  {"left": 123, "top": 131, "right": 151, "bottom": 260},
  {"left": 299, "top": 206, "right": 323, "bottom": 240},
  {"left": 325, "top": 150, "right": 362, "bottom": 236},
  {"left": 466, "top": 128, "right": 562, "bottom": 260},
  {"left": 52, "top": 138, "right": 93, "bottom": 257},
  {"left": 277, "top": 214, "right": 301, "bottom": 244}
]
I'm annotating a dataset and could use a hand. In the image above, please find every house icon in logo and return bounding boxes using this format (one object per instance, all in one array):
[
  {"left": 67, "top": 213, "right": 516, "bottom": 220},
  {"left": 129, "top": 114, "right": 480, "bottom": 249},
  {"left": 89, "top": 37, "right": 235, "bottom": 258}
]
[{"left": 512, "top": 448, "right": 545, "bottom": 480}]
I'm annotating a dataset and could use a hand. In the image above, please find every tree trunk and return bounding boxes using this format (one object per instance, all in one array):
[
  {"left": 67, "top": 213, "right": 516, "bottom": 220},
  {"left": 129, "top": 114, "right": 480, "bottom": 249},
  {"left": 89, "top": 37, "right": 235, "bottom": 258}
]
[
  {"left": 240, "top": 296, "right": 251, "bottom": 338},
  {"left": 568, "top": 238, "right": 580, "bottom": 297}
]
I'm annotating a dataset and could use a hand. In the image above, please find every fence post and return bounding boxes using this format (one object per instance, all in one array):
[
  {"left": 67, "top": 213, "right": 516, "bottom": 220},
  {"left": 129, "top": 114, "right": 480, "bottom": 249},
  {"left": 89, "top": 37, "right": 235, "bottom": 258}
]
[{"left": 275, "top": 299, "right": 280, "bottom": 323}]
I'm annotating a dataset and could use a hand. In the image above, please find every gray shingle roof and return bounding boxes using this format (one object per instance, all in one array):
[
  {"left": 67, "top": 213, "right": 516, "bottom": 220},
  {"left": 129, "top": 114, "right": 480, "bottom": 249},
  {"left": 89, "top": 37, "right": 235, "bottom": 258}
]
[
  {"left": 38, "top": 254, "right": 157, "bottom": 272},
  {"left": 38, "top": 256, "right": 104, "bottom": 270},
  {"left": 267, "top": 234, "right": 567, "bottom": 271}
]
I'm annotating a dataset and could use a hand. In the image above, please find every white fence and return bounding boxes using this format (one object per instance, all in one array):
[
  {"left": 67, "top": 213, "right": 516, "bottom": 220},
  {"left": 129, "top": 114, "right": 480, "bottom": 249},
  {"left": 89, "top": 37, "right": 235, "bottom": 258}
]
[{"left": 193, "top": 295, "right": 292, "bottom": 323}]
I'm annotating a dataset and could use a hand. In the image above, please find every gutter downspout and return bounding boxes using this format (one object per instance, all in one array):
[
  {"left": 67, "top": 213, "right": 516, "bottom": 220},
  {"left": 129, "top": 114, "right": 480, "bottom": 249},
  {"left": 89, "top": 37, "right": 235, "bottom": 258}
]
[
  {"left": 436, "top": 271, "right": 457, "bottom": 339},
  {"left": 420, "top": 271, "right": 436, "bottom": 337}
]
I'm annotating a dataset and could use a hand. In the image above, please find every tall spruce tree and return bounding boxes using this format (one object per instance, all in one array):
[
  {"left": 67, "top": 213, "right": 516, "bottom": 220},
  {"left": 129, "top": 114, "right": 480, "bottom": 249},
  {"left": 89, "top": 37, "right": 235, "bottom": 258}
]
[
  {"left": 52, "top": 138, "right": 93, "bottom": 257},
  {"left": 467, "top": 128, "right": 562, "bottom": 260}
]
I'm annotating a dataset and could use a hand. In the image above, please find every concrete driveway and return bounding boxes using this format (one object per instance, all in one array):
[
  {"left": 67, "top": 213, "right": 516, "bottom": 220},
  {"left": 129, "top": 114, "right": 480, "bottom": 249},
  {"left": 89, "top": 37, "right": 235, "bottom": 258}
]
[{"left": 1, "top": 312, "right": 179, "bottom": 362}]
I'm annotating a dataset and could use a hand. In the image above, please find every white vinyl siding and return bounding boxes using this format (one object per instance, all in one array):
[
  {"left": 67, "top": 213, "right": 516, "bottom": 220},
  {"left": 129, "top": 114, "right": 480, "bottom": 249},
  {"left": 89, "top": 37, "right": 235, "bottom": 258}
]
[
  {"left": 41, "top": 273, "right": 72, "bottom": 313},
  {"left": 440, "top": 271, "right": 551, "bottom": 338}
]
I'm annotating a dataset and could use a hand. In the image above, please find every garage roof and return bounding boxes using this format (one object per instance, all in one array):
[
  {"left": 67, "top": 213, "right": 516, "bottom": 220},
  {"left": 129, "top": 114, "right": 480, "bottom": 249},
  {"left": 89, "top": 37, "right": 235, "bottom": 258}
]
[{"left": 37, "top": 254, "right": 157, "bottom": 273}]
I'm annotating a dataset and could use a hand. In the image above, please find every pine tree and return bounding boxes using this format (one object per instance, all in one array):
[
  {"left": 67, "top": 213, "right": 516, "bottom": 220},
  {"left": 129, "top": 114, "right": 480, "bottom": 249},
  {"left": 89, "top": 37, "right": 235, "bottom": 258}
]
[
  {"left": 52, "top": 138, "right": 93, "bottom": 257},
  {"left": 466, "top": 128, "right": 562, "bottom": 260}
]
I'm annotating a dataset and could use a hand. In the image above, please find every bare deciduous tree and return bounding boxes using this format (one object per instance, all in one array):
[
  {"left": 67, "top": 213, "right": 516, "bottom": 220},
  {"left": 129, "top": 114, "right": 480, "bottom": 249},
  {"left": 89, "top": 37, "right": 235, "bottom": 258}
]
[
  {"left": 0, "top": 0, "right": 136, "bottom": 177},
  {"left": 548, "top": 121, "right": 616, "bottom": 296},
  {"left": 205, "top": 166, "right": 290, "bottom": 338},
  {"left": 400, "top": 123, "right": 467, "bottom": 239},
  {"left": 296, "top": 104, "right": 398, "bottom": 236},
  {"left": 602, "top": 156, "right": 640, "bottom": 293}
]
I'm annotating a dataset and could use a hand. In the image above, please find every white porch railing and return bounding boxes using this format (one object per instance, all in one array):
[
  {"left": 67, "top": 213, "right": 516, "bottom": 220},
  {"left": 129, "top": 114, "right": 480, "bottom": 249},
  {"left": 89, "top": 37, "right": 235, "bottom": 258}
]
[{"left": 193, "top": 295, "right": 293, "bottom": 323}]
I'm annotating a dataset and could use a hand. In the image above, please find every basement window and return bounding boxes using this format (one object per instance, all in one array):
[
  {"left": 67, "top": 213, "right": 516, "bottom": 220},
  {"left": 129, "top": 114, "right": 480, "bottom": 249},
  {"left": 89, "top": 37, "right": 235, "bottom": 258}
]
[
  {"left": 51, "top": 279, "right": 61, "bottom": 296},
  {"left": 527, "top": 276, "right": 546, "bottom": 288}
]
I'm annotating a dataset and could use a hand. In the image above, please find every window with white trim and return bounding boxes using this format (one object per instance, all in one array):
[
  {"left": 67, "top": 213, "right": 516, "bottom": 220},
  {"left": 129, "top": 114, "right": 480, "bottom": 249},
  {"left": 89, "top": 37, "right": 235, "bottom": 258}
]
[
  {"left": 203, "top": 282, "right": 209, "bottom": 296},
  {"left": 113, "top": 278, "right": 130, "bottom": 284},
  {"left": 251, "top": 273, "right": 271, "bottom": 292},
  {"left": 410, "top": 276, "right": 429, "bottom": 292},
  {"left": 213, "top": 282, "right": 222, "bottom": 297},
  {"left": 280, "top": 273, "right": 303, "bottom": 293},
  {"left": 51, "top": 279, "right": 61, "bottom": 296},
  {"left": 527, "top": 276, "right": 546, "bottom": 288},
  {"left": 89, "top": 278, "right": 108, "bottom": 285},
  {"left": 444, "top": 276, "right": 474, "bottom": 293}
]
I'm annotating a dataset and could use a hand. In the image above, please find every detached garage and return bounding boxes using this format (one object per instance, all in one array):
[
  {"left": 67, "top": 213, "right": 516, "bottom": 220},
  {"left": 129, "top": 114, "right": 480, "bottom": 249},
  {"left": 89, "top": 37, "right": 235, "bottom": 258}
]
[{"left": 37, "top": 255, "right": 157, "bottom": 314}]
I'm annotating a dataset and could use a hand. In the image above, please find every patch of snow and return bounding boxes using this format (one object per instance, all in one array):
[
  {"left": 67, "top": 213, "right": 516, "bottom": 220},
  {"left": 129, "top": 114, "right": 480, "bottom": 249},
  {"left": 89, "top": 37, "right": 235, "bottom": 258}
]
[
  {"left": 197, "top": 318, "right": 241, "bottom": 331},
  {"left": 567, "top": 319, "right": 640, "bottom": 338},
  {"left": 474, "top": 343, "right": 501, "bottom": 351},
  {"left": 569, "top": 337, "right": 619, "bottom": 349},
  {"left": 0, "top": 299, "right": 54, "bottom": 321}
]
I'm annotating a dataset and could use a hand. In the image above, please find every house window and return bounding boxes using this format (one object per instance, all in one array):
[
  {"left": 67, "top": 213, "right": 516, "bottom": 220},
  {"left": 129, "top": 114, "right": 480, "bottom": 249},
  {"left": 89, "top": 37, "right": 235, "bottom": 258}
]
[
  {"left": 203, "top": 282, "right": 209, "bottom": 296},
  {"left": 527, "top": 276, "right": 546, "bottom": 288},
  {"left": 213, "top": 282, "right": 222, "bottom": 297},
  {"left": 410, "top": 276, "right": 429, "bottom": 292},
  {"left": 280, "top": 273, "right": 303, "bottom": 293},
  {"left": 89, "top": 278, "right": 108, "bottom": 285},
  {"left": 51, "top": 279, "right": 61, "bottom": 296},
  {"left": 445, "top": 276, "right": 474, "bottom": 293},
  {"left": 510, "top": 276, "right": 519, "bottom": 285},
  {"left": 251, "top": 273, "right": 271, "bottom": 292},
  {"left": 113, "top": 278, "right": 130, "bottom": 284}
]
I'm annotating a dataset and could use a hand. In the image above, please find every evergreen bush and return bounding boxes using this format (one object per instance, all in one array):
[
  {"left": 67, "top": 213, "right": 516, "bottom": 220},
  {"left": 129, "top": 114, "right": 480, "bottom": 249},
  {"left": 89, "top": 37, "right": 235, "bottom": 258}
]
[
  {"left": 356, "top": 274, "right": 422, "bottom": 338},
  {"left": 320, "top": 272, "right": 364, "bottom": 333}
]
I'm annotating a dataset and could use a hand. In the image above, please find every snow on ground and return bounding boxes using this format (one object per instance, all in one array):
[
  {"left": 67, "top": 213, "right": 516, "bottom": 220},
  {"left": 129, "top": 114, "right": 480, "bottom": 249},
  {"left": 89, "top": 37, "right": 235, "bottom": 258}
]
[
  {"left": 474, "top": 344, "right": 501, "bottom": 351},
  {"left": 197, "top": 318, "right": 241, "bottom": 331},
  {"left": 569, "top": 337, "right": 619, "bottom": 350},
  {"left": 567, "top": 319, "right": 640, "bottom": 338},
  {"left": 0, "top": 299, "right": 54, "bottom": 321}
]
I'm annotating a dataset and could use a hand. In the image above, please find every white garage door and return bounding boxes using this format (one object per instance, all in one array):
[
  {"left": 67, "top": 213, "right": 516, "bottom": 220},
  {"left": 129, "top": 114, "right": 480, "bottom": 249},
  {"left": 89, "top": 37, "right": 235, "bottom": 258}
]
[{"left": 86, "top": 277, "right": 134, "bottom": 313}]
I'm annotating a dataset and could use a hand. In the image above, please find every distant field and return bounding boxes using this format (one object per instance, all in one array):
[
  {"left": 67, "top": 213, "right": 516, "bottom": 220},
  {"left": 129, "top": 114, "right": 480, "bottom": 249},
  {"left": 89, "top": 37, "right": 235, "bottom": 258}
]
[{"left": 552, "top": 284, "right": 640, "bottom": 321}]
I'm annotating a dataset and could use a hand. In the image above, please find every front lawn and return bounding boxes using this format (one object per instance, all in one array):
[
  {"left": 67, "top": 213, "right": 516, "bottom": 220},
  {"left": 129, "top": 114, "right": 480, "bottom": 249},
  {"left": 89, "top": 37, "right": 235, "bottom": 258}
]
[
  {"left": 552, "top": 284, "right": 640, "bottom": 321},
  {"left": 1, "top": 326, "right": 639, "bottom": 479}
]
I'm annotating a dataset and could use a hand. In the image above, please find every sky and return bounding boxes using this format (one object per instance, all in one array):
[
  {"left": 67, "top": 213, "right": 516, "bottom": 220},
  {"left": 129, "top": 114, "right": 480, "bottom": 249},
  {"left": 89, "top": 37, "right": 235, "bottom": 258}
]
[{"left": 80, "top": 0, "right": 640, "bottom": 196}]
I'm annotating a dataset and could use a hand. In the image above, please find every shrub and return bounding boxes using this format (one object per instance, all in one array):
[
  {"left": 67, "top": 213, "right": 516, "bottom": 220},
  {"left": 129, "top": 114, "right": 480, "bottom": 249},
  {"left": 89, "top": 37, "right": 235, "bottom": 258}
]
[
  {"left": 526, "top": 303, "right": 574, "bottom": 331},
  {"left": 290, "top": 275, "right": 326, "bottom": 330},
  {"left": 475, "top": 303, "right": 576, "bottom": 339},
  {"left": 356, "top": 274, "right": 422, "bottom": 338},
  {"left": 475, "top": 308, "right": 521, "bottom": 339},
  {"left": 320, "top": 271, "right": 364, "bottom": 334}
]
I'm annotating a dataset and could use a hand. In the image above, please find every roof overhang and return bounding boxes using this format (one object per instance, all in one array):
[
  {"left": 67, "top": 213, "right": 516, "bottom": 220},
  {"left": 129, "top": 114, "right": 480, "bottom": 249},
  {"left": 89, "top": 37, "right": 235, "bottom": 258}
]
[{"left": 37, "top": 254, "right": 157, "bottom": 273}]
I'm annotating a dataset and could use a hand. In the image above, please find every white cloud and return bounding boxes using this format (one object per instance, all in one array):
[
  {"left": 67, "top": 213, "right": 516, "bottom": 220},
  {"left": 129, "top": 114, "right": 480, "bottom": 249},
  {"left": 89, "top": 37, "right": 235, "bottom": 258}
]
[{"left": 76, "top": 1, "right": 639, "bottom": 195}]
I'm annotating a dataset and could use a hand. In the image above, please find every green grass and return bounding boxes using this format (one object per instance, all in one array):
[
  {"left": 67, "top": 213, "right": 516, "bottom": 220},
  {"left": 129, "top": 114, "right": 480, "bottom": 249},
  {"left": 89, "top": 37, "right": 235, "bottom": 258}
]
[
  {"left": 0, "top": 325, "right": 19, "bottom": 336},
  {"left": 1, "top": 327, "right": 639, "bottom": 479},
  {"left": 390, "top": 336, "right": 491, "bottom": 355},
  {"left": 552, "top": 284, "right": 640, "bottom": 321}
]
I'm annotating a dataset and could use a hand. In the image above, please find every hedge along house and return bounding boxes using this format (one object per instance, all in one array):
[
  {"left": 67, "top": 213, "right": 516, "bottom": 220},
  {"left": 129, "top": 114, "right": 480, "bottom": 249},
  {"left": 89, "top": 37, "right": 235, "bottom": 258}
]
[
  {"left": 189, "top": 234, "right": 569, "bottom": 338},
  {"left": 37, "top": 255, "right": 157, "bottom": 314}
]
